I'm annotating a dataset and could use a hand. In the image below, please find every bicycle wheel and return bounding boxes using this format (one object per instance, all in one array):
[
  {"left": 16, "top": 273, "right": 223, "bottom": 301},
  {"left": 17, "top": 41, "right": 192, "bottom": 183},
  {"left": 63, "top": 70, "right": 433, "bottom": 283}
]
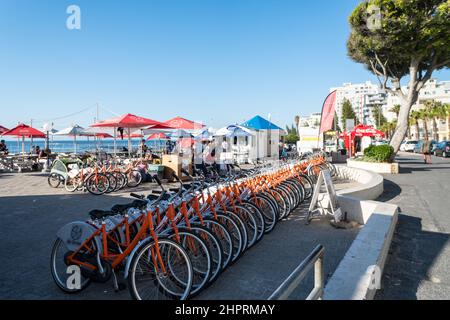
[
  {"left": 113, "top": 172, "right": 126, "bottom": 191},
  {"left": 187, "top": 224, "right": 223, "bottom": 284},
  {"left": 128, "top": 238, "right": 193, "bottom": 300},
  {"left": 64, "top": 177, "right": 79, "bottom": 192},
  {"left": 299, "top": 174, "right": 314, "bottom": 199},
  {"left": 268, "top": 188, "right": 289, "bottom": 220},
  {"left": 214, "top": 213, "right": 244, "bottom": 263},
  {"left": 167, "top": 228, "right": 211, "bottom": 297},
  {"left": 240, "top": 200, "right": 265, "bottom": 242},
  {"left": 85, "top": 173, "right": 110, "bottom": 195},
  {"left": 105, "top": 172, "right": 117, "bottom": 193},
  {"left": 228, "top": 205, "right": 258, "bottom": 249},
  {"left": 250, "top": 194, "right": 278, "bottom": 233},
  {"left": 50, "top": 238, "right": 92, "bottom": 293},
  {"left": 48, "top": 173, "right": 61, "bottom": 188},
  {"left": 127, "top": 170, "right": 142, "bottom": 188},
  {"left": 199, "top": 219, "right": 233, "bottom": 269}
]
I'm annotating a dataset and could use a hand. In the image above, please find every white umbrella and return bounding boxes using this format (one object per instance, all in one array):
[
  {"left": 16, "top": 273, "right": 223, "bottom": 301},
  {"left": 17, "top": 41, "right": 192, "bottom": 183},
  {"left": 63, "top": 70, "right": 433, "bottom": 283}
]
[
  {"left": 53, "top": 124, "right": 89, "bottom": 154},
  {"left": 214, "top": 125, "right": 253, "bottom": 137}
]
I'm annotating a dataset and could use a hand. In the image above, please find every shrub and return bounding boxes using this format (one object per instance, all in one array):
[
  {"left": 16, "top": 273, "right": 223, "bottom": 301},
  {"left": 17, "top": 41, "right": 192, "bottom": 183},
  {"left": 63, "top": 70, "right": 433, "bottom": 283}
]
[{"left": 363, "top": 145, "right": 394, "bottom": 163}]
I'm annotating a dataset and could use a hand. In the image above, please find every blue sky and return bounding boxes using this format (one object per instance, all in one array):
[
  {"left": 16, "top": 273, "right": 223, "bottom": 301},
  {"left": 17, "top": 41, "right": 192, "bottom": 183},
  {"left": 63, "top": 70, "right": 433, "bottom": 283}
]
[{"left": 1, "top": 0, "right": 449, "bottom": 131}]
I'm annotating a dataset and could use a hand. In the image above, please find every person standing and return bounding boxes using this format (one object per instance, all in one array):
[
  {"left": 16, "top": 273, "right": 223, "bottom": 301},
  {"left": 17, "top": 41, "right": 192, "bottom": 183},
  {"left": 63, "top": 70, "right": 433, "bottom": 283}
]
[
  {"left": 0, "top": 140, "right": 9, "bottom": 155},
  {"left": 422, "top": 138, "right": 433, "bottom": 164}
]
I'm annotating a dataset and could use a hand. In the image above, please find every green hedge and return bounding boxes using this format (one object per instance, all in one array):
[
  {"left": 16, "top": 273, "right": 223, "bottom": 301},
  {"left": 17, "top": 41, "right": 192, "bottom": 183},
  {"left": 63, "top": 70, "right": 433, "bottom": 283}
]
[{"left": 363, "top": 145, "right": 394, "bottom": 163}]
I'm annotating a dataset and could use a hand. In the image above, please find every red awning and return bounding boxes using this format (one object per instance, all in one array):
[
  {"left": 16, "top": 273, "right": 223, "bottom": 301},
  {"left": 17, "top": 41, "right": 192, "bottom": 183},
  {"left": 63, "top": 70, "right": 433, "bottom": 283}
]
[
  {"left": 164, "top": 117, "right": 205, "bottom": 130},
  {"left": 0, "top": 125, "right": 9, "bottom": 135},
  {"left": 92, "top": 133, "right": 113, "bottom": 139},
  {"left": 339, "top": 125, "right": 385, "bottom": 139},
  {"left": 147, "top": 132, "right": 169, "bottom": 140},
  {"left": 91, "top": 113, "right": 170, "bottom": 129},
  {"left": 2, "top": 124, "right": 46, "bottom": 138}
]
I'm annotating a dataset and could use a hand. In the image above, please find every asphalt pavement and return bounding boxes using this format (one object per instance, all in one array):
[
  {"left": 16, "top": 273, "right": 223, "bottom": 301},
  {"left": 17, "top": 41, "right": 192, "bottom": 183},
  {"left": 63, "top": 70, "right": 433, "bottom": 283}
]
[{"left": 375, "top": 152, "right": 450, "bottom": 300}]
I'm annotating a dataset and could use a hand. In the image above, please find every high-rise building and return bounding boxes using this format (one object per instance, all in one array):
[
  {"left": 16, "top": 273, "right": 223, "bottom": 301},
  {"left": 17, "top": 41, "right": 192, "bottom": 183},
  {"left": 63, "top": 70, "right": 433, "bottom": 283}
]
[
  {"left": 330, "top": 81, "right": 387, "bottom": 128},
  {"left": 329, "top": 79, "right": 450, "bottom": 139},
  {"left": 385, "top": 79, "right": 450, "bottom": 140}
]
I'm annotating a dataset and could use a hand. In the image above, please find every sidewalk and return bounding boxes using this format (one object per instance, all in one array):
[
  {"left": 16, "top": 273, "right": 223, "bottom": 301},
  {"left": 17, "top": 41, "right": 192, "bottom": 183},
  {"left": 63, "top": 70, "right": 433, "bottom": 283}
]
[{"left": 375, "top": 152, "right": 450, "bottom": 300}]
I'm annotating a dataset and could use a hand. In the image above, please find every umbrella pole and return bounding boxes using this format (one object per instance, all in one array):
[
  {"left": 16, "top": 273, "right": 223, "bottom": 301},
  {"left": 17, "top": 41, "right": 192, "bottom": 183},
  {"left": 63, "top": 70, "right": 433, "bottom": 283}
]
[
  {"left": 22, "top": 136, "right": 25, "bottom": 158},
  {"left": 127, "top": 128, "right": 131, "bottom": 158},
  {"left": 113, "top": 127, "right": 117, "bottom": 157},
  {"left": 74, "top": 135, "right": 77, "bottom": 155}
]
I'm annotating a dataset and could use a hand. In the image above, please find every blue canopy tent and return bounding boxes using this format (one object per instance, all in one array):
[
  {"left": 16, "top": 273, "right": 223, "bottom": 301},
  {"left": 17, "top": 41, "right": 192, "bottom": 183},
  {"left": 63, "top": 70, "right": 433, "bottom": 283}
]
[
  {"left": 240, "top": 115, "right": 284, "bottom": 161},
  {"left": 240, "top": 115, "right": 283, "bottom": 131}
]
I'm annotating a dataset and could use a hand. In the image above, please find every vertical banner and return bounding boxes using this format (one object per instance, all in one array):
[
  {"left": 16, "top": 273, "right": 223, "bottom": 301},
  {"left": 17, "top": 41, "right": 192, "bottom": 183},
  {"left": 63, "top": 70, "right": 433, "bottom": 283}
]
[{"left": 319, "top": 90, "right": 337, "bottom": 134}]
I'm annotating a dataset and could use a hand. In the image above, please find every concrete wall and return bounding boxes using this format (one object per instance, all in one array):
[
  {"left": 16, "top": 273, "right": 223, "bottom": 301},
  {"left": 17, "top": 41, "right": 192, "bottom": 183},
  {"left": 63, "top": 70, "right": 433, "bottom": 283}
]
[
  {"left": 320, "top": 165, "right": 398, "bottom": 300},
  {"left": 323, "top": 199, "right": 398, "bottom": 300}
]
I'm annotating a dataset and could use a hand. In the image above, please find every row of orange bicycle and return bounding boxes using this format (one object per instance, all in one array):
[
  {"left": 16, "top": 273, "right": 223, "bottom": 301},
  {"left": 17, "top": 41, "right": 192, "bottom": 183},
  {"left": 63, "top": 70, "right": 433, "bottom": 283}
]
[{"left": 50, "top": 153, "right": 334, "bottom": 299}]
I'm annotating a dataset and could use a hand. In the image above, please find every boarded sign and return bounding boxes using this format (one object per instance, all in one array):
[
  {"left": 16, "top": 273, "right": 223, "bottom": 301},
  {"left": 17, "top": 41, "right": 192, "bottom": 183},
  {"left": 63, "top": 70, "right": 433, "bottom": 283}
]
[{"left": 306, "top": 169, "right": 343, "bottom": 224}]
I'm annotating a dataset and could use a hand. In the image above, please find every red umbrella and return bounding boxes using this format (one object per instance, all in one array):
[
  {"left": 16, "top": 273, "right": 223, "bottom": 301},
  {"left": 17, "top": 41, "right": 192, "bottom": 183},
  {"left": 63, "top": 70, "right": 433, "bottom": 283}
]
[
  {"left": 91, "top": 113, "right": 169, "bottom": 129},
  {"left": 2, "top": 124, "right": 46, "bottom": 138},
  {"left": 2, "top": 124, "right": 46, "bottom": 155},
  {"left": 91, "top": 113, "right": 170, "bottom": 156},
  {"left": 0, "top": 125, "right": 9, "bottom": 135},
  {"left": 90, "top": 132, "right": 113, "bottom": 139},
  {"left": 147, "top": 132, "right": 170, "bottom": 140},
  {"left": 123, "top": 132, "right": 144, "bottom": 139},
  {"left": 178, "top": 137, "right": 195, "bottom": 148},
  {"left": 164, "top": 116, "right": 205, "bottom": 130}
]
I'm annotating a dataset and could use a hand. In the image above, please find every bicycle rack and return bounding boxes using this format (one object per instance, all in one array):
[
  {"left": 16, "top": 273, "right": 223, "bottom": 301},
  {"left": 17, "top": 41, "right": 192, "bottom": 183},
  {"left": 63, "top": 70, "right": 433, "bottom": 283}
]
[{"left": 268, "top": 244, "right": 325, "bottom": 300}]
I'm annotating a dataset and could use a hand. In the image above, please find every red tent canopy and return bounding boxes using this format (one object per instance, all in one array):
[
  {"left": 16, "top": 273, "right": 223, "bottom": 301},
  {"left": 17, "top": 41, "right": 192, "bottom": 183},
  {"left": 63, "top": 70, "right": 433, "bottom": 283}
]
[
  {"left": 0, "top": 125, "right": 9, "bottom": 135},
  {"left": 2, "top": 124, "right": 46, "bottom": 138},
  {"left": 339, "top": 125, "right": 385, "bottom": 139},
  {"left": 91, "top": 133, "right": 113, "bottom": 139},
  {"left": 147, "top": 132, "right": 169, "bottom": 140},
  {"left": 123, "top": 132, "right": 144, "bottom": 139},
  {"left": 91, "top": 113, "right": 170, "bottom": 129},
  {"left": 164, "top": 117, "right": 205, "bottom": 130}
]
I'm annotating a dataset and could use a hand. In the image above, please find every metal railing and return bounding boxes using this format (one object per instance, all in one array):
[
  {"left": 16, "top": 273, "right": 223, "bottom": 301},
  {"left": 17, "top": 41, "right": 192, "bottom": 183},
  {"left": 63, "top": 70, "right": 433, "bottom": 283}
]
[{"left": 268, "top": 244, "right": 325, "bottom": 300}]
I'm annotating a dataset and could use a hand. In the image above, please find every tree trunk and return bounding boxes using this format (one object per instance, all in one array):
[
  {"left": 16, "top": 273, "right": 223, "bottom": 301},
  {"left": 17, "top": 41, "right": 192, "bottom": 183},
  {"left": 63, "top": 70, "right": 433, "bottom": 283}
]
[
  {"left": 415, "top": 123, "right": 420, "bottom": 140},
  {"left": 390, "top": 97, "right": 416, "bottom": 153},
  {"left": 423, "top": 120, "right": 429, "bottom": 140},
  {"left": 432, "top": 118, "right": 438, "bottom": 141}
]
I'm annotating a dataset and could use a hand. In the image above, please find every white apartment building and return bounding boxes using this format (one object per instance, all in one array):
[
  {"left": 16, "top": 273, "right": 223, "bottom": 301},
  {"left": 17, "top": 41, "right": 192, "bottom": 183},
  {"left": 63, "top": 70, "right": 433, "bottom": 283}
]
[
  {"left": 330, "top": 81, "right": 386, "bottom": 129},
  {"left": 384, "top": 79, "right": 450, "bottom": 140},
  {"left": 329, "top": 79, "right": 450, "bottom": 139},
  {"left": 299, "top": 113, "right": 322, "bottom": 128}
]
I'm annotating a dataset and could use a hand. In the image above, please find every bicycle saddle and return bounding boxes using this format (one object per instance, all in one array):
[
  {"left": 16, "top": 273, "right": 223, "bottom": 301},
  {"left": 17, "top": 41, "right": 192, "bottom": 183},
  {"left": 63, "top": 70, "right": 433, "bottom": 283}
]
[
  {"left": 89, "top": 209, "right": 116, "bottom": 220},
  {"left": 111, "top": 200, "right": 147, "bottom": 213},
  {"left": 147, "top": 193, "right": 172, "bottom": 201}
]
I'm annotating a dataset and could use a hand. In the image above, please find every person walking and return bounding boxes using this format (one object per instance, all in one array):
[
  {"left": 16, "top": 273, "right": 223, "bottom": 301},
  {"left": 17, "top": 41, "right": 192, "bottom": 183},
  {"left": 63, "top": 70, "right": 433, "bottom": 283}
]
[{"left": 422, "top": 138, "right": 433, "bottom": 164}]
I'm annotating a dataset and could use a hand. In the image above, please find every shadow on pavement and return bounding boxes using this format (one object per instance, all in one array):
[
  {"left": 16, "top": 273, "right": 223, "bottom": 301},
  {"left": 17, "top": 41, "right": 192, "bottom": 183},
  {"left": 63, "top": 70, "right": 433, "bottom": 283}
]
[
  {"left": 375, "top": 214, "right": 449, "bottom": 300},
  {"left": 399, "top": 166, "right": 450, "bottom": 174},
  {"left": 377, "top": 178, "right": 402, "bottom": 202}
]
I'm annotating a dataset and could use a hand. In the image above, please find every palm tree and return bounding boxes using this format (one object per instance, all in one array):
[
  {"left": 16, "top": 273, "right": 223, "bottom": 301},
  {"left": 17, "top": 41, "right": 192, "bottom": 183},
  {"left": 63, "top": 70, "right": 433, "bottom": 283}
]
[
  {"left": 410, "top": 111, "right": 421, "bottom": 140},
  {"left": 424, "top": 100, "right": 440, "bottom": 141},
  {"left": 390, "top": 105, "right": 401, "bottom": 119},
  {"left": 418, "top": 109, "right": 430, "bottom": 140},
  {"left": 433, "top": 102, "right": 449, "bottom": 141},
  {"left": 294, "top": 115, "right": 300, "bottom": 135}
]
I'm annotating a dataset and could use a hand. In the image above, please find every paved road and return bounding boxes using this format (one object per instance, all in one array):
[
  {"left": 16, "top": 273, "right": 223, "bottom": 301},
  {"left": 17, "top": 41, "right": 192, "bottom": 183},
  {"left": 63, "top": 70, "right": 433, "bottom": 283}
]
[
  {"left": 0, "top": 173, "right": 358, "bottom": 300},
  {"left": 375, "top": 152, "right": 450, "bottom": 300}
]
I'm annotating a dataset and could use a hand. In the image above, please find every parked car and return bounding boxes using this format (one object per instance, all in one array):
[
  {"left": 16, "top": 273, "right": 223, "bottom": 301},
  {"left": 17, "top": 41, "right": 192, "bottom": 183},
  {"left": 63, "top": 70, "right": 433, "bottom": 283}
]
[
  {"left": 433, "top": 141, "right": 450, "bottom": 158},
  {"left": 413, "top": 140, "right": 424, "bottom": 153},
  {"left": 403, "top": 140, "right": 418, "bottom": 152},
  {"left": 414, "top": 140, "right": 437, "bottom": 154}
]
